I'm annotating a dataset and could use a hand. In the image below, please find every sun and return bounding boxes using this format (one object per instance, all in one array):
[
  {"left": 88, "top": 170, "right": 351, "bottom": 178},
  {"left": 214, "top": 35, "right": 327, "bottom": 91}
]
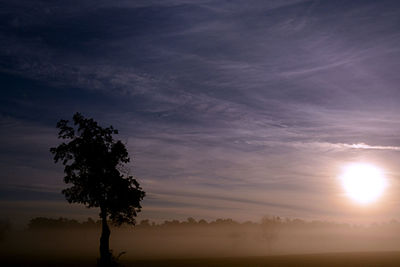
[{"left": 339, "top": 163, "right": 387, "bottom": 205}]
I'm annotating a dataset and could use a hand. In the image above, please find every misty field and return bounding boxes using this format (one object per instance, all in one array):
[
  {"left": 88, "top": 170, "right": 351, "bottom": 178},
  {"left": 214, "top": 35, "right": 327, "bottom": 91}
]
[
  {"left": 128, "top": 252, "right": 400, "bottom": 267},
  {"left": 2, "top": 218, "right": 400, "bottom": 266}
]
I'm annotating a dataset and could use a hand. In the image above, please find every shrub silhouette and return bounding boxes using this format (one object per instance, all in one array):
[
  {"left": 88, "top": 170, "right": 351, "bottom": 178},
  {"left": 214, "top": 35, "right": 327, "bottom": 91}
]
[{"left": 50, "top": 112, "right": 145, "bottom": 266}]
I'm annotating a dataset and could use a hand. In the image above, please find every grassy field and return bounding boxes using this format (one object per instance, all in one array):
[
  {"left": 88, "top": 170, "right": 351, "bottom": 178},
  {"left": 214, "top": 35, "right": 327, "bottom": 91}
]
[{"left": 2, "top": 251, "right": 400, "bottom": 266}]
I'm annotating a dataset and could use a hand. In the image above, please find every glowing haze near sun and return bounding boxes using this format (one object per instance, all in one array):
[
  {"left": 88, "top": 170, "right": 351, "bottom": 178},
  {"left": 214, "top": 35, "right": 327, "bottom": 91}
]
[{"left": 339, "top": 163, "right": 387, "bottom": 205}]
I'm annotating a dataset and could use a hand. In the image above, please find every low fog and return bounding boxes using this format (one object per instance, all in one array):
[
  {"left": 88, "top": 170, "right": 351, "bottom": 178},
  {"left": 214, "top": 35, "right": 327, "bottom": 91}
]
[{"left": 2, "top": 217, "right": 400, "bottom": 261}]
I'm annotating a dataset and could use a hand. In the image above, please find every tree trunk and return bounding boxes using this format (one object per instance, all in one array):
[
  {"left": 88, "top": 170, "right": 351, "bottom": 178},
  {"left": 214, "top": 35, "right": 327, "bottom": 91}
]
[{"left": 99, "top": 211, "right": 111, "bottom": 265}]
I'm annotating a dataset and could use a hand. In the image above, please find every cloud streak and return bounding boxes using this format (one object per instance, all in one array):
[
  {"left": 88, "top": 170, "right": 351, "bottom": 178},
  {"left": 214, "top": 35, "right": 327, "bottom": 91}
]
[{"left": 339, "top": 143, "right": 400, "bottom": 151}]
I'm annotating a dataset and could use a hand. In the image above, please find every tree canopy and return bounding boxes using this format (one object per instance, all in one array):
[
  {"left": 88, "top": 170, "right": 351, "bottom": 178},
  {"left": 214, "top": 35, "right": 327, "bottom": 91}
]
[{"left": 50, "top": 112, "right": 145, "bottom": 225}]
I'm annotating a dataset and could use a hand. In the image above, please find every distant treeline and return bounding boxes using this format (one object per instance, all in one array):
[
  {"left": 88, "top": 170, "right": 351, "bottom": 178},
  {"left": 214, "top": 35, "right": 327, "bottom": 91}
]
[
  {"left": 26, "top": 216, "right": 400, "bottom": 230},
  {"left": 0, "top": 220, "right": 11, "bottom": 240},
  {"left": 28, "top": 217, "right": 101, "bottom": 230}
]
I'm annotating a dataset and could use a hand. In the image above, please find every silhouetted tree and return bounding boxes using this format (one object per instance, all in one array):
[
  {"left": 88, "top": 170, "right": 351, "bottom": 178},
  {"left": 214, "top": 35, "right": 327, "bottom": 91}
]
[
  {"left": 198, "top": 219, "right": 207, "bottom": 225},
  {"left": 50, "top": 113, "right": 145, "bottom": 266},
  {"left": 186, "top": 217, "right": 196, "bottom": 225},
  {"left": 260, "top": 216, "right": 281, "bottom": 252}
]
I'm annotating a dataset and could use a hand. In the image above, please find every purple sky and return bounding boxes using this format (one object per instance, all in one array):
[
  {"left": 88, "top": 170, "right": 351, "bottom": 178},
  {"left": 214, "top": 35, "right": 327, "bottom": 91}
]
[{"left": 1, "top": 0, "right": 400, "bottom": 225}]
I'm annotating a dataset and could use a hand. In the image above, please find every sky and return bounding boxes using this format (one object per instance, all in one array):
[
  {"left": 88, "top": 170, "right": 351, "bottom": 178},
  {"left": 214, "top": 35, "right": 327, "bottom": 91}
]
[{"left": 1, "top": 0, "right": 400, "bottom": 225}]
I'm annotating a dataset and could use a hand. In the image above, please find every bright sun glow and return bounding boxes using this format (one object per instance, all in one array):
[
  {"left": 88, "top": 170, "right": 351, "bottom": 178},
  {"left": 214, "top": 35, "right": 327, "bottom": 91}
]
[{"left": 339, "top": 163, "right": 387, "bottom": 205}]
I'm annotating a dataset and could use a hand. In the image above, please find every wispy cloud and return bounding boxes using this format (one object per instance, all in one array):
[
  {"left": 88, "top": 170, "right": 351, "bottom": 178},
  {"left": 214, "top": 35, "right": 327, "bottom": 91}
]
[{"left": 339, "top": 143, "right": 400, "bottom": 151}]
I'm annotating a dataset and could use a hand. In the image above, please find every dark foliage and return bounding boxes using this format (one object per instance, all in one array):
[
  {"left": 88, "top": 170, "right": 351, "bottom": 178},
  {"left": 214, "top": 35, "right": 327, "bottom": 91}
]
[{"left": 50, "top": 113, "right": 145, "bottom": 226}]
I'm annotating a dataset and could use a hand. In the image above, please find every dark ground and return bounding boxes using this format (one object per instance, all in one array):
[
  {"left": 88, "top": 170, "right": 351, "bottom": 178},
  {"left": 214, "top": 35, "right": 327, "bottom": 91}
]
[{"left": 2, "top": 251, "right": 400, "bottom": 266}]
